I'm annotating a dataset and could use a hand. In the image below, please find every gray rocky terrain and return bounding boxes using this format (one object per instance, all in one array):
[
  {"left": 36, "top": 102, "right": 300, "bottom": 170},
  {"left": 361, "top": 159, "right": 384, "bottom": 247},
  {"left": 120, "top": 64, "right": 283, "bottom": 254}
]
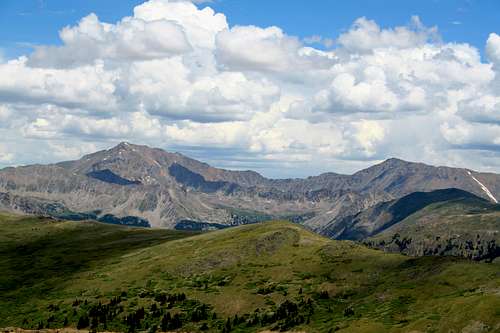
[{"left": 1, "top": 142, "right": 499, "bottom": 235}]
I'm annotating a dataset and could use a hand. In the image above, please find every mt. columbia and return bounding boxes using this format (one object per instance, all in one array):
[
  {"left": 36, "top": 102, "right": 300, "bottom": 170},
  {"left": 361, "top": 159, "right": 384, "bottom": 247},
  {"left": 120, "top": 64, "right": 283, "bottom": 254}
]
[{"left": 1, "top": 142, "right": 499, "bottom": 258}]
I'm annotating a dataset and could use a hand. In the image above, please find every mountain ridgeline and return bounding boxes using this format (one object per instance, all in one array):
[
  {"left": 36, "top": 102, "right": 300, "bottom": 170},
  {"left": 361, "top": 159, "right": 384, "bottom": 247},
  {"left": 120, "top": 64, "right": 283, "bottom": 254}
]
[{"left": 0, "top": 142, "right": 499, "bottom": 259}]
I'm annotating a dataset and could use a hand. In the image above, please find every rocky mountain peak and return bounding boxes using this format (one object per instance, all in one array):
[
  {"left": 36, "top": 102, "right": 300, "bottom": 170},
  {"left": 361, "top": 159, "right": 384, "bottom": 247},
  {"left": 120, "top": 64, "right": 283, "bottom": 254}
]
[
  {"left": 381, "top": 157, "right": 411, "bottom": 166},
  {"left": 1, "top": 142, "right": 499, "bottom": 230},
  {"left": 106, "top": 142, "right": 151, "bottom": 156},
  {"left": 369, "top": 158, "right": 425, "bottom": 172},
  {"left": 114, "top": 141, "right": 132, "bottom": 149}
]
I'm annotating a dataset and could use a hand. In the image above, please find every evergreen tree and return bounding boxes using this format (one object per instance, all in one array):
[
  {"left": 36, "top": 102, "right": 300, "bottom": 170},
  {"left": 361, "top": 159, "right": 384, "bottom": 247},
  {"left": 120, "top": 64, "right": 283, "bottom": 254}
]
[
  {"left": 160, "top": 313, "right": 171, "bottom": 332},
  {"left": 77, "top": 315, "right": 89, "bottom": 329},
  {"left": 172, "top": 313, "right": 182, "bottom": 329},
  {"left": 225, "top": 317, "right": 232, "bottom": 332},
  {"left": 343, "top": 306, "right": 354, "bottom": 317},
  {"left": 90, "top": 316, "right": 98, "bottom": 331}
]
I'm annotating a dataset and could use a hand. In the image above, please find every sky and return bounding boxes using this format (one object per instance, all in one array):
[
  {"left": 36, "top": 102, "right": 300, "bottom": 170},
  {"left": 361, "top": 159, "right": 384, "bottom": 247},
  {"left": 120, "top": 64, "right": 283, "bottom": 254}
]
[
  {"left": 1, "top": 1, "right": 499, "bottom": 57},
  {"left": 0, "top": 0, "right": 499, "bottom": 178}
]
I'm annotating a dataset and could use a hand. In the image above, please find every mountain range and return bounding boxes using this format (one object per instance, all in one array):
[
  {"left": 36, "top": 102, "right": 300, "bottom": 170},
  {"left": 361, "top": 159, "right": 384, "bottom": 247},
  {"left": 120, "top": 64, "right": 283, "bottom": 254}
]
[{"left": 0, "top": 142, "right": 499, "bottom": 257}]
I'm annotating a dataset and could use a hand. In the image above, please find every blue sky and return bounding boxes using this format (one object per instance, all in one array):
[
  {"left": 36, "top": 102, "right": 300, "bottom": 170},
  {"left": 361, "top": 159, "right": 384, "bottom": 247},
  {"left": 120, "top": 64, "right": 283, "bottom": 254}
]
[{"left": 1, "top": 0, "right": 499, "bottom": 60}]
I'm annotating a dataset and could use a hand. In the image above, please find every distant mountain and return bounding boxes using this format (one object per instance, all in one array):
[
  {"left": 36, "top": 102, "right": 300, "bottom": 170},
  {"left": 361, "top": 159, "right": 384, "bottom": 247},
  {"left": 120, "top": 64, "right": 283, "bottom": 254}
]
[
  {"left": 0, "top": 142, "right": 499, "bottom": 233},
  {"left": 323, "top": 188, "right": 487, "bottom": 240}
]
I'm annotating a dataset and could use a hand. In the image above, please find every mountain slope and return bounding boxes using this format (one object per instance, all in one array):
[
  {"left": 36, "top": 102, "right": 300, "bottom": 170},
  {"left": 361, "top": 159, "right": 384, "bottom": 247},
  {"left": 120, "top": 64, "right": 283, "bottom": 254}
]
[
  {"left": 1, "top": 214, "right": 499, "bottom": 332},
  {"left": 322, "top": 188, "right": 488, "bottom": 239},
  {"left": 0, "top": 142, "right": 499, "bottom": 231},
  {"left": 0, "top": 142, "right": 313, "bottom": 228},
  {"left": 302, "top": 159, "right": 500, "bottom": 230},
  {"left": 365, "top": 195, "right": 500, "bottom": 261}
]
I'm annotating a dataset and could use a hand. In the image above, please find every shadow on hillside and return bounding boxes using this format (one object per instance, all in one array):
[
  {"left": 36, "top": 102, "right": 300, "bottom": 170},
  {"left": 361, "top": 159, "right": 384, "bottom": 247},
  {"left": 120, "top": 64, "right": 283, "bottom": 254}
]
[{"left": 0, "top": 219, "right": 195, "bottom": 304}]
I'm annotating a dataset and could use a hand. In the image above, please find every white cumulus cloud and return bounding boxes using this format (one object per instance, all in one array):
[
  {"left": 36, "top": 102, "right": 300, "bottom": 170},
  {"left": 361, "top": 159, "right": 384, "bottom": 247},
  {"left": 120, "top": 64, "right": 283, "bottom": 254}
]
[
  {"left": 486, "top": 33, "right": 500, "bottom": 66},
  {"left": 0, "top": 0, "right": 499, "bottom": 176}
]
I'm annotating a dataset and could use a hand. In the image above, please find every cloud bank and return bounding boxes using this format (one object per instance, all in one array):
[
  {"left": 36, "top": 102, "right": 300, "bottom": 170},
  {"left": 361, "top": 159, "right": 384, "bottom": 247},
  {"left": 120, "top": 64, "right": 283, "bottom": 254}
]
[{"left": 1, "top": 0, "right": 500, "bottom": 177}]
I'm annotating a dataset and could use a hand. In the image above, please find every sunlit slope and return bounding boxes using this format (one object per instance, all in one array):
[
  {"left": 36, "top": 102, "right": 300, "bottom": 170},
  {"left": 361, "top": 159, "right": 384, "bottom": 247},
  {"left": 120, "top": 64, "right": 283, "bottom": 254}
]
[
  {"left": 1, "top": 214, "right": 499, "bottom": 332},
  {"left": 366, "top": 196, "right": 500, "bottom": 260}
]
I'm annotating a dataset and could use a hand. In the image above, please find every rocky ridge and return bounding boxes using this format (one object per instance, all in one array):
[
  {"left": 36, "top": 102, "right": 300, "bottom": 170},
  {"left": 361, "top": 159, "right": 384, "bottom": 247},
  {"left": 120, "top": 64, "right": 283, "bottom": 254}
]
[{"left": 0, "top": 142, "right": 499, "bottom": 235}]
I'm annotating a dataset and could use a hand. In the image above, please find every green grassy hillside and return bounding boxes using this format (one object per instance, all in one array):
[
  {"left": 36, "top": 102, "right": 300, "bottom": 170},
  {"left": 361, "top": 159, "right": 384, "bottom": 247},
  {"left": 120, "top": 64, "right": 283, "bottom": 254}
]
[
  {"left": 1, "top": 213, "right": 499, "bottom": 332},
  {"left": 366, "top": 197, "right": 500, "bottom": 261}
]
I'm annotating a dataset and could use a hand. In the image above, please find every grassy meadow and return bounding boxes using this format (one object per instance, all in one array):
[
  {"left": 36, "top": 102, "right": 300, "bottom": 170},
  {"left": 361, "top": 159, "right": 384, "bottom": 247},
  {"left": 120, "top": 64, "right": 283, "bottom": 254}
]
[{"left": 0, "top": 213, "right": 499, "bottom": 332}]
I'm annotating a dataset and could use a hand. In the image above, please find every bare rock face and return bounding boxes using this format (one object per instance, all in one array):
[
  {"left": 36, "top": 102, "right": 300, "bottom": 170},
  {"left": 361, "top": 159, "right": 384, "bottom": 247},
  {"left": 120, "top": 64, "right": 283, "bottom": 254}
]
[{"left": 0, "top": 142, "right": 499, "bottom": 232}]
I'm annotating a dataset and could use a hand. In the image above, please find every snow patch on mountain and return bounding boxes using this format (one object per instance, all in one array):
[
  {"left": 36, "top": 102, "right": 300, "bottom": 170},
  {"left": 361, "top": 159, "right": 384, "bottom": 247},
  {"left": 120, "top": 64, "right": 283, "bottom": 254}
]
[{"left": 467, "top": 171, "right": 498, "bottom": 203}]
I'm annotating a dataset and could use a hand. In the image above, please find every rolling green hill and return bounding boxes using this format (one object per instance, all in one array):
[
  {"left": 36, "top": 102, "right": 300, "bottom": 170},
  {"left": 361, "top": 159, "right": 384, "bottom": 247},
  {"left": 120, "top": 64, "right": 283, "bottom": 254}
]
[
  {"left": 365, "top": 194, "right": 500, "bottom": 261},
  {"left": 1, "top": 213, "right": 499, "bottom": 332},
  {"left": 320, "top": 189, "right": 500, "bottom": 261}
]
